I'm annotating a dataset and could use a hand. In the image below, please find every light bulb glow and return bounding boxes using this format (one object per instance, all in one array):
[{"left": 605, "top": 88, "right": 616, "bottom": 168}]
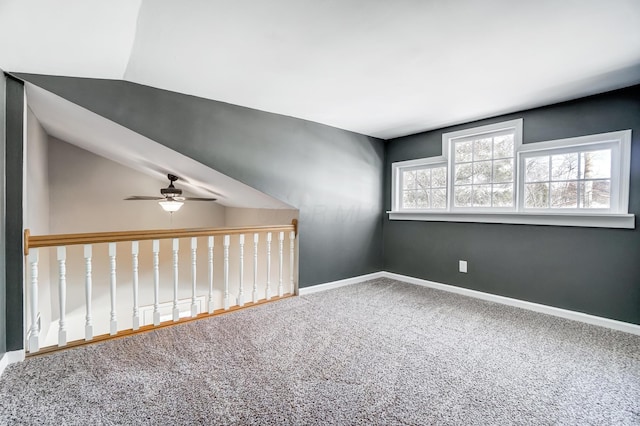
[{"left": 159, "top": 200, "right": 184, "bottom": 212}]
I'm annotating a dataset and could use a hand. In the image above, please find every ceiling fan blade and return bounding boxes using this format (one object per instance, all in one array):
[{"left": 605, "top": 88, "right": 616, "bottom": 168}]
[
  {"left": 183, "top": 197, "right": 217, "bottom": 201},
  {"left": 125, "top": 196, "right": 164, "bottom": 200}
]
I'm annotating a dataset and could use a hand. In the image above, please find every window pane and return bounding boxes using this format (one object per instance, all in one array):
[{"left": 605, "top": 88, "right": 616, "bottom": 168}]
[
  {"left": 399, "top": 165, "right": 447, "bottom": 211},
  {"left": 403, "top": 170, "right": 416, "bottom": 190},
  {"left": 432, "top": 167, "right": 447, "bottom": 188},
  {"left": 415, "top": 190, "right": 429, "bottom": 209},
  {"left": 525, "top": 183, "right": 549, "bottom": 208},
  {"left": 551, "top": 153, "right": 578, "bottom": 181},
  {"left": 580, "top": 180, "right": 611, "bottom": 208},
  {"left": 455, "top": 163, "right": 473, "bottom": 185},
  {"left": 492, "top": 184, "right": 513, "bottom": 207},
  {"left": 493, "top": 135, "right": 514, "bottom": 159},
  {"left": 473, "top": 161, "right": 492, "bottom": 184},
  {"left": 473, "top": 185, "right": 491, "bottom": 207},
  {"left": 550, "top": 181, "right": 578, "bottom": 208},
  {"left": 416, "top": 169, "right": 430, "bottom": 189},
  {"left": 525, "top": 156, "right": 549, "bottom": 182},
  {"left": 473, "top": 138, "right": 492, "bottom": 161},
  {"left": 455, "top": 141, "right": 473, "bottom": 163},
  {"left": 432, "top": 188, "right": 447, "bottom": 209},
  {"left": 493, "top": 159, "right": 513, "bottom": 183},
  {"left": 402, "top": 190, "right": 417, "bottom": 208},
  {"left": 454, "top": 185, "right": 472, "bottom": 207},
  {"left": 580, "top": 150, "right": 611, "bottom": 179}
]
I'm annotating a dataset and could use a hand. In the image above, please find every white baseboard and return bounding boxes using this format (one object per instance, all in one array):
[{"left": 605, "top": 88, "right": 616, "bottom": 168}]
[
  {"left": 383, "top": 271, "right": 640, "bottom": 336},
  {"left": 297, "top": 270, "right": 640, "bottom": 336},
  {"left": 298, "top": 272, "right": 386, "bottom": 295},
  {"left": 0, "top": 349, "right": 25, "bottom": 377}
]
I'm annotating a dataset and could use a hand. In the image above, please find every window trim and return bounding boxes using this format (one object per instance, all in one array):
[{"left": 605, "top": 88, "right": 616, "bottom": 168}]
[
  {"left": 517, "top": 130, "right": 631, "bottom": 215},
  {"left": 388, "top": 122, "right": 634, "bottom": 229},
  {"left": 387, "top": 210, "right": 635, "bottom": 228}
]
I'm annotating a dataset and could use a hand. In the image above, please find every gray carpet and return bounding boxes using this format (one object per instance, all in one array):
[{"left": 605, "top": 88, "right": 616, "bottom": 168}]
[{"left": 1, "top": 278, "right": 640, "bottom": 425}]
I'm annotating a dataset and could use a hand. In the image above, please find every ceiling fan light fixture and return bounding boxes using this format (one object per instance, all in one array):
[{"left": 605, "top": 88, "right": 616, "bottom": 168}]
[
  {"left": 126, "top": 174, "right": 216, "bottom": 210},
  {"left": 159, "top": 199, "right": 184, "bottom": 212}
]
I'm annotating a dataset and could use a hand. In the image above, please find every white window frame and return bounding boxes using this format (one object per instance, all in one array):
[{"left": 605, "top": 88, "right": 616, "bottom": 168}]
[
  {"left": 517, "top": 131, "right": 630, "bottom": 215},
  {"left": 391, "top": 155, "right": 447, "bottom": 212},
  {"left": 388, "top": 120, "right": 634, "bottom": 229},
  {"left": 446, "top": 119, "right": 523, "bottom": 213}
]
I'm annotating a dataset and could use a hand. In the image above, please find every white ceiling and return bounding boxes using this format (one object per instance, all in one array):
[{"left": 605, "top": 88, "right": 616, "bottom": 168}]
[
  {"left": 25, "top": 83, "right": 293, "bottom": 210},
  {"left": 0, "top": 0, "right": 141, "bottom": 79},
  {"left": 3, "top": 0, "right": 640, "bottom": 139}
]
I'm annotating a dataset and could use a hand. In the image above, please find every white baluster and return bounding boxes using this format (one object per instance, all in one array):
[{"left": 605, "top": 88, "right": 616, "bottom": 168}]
[
  {"left": 172, "top": 238, "right": 180, "bottom": 322},
  {"left": 223, "top": 235, "right": 230, "bottom": 310},
  {"left": 208, "top": 236, "right": 215, "bottom": 314},
  {"left": 237, "top": 234, "right": 245, "bottom": 306},
  {"left": 252, "top": 233, "right": 259, "bottom": 303},
  {"left": 28, "top": 248, "right": 40, "bottom": 353},
  {"left": 153, "top": 240, "right": 160, "bottom": 326},
  {"left": 289, "top": 231, "right": 295, "bottom": 295},
  {"left": 109, "top": 243, "right": 117, "bottom": 335},
  {"left": 57, "top": 246, "right": 67, "bottom": 347},
  {"left": 278, "top": 232, "right": 284, "bottom": 297},
  {"left": 191, "top": 237, "right": 198, "bottom": 317},
  {"left": 265, "top": 232, "right": 272, "bottom": 300},
  {"left": 132, "top": 241, "right": 140, "bottom": 330},
  {"left": 84, "top": 245, "right": 93, "bottom": 341}
]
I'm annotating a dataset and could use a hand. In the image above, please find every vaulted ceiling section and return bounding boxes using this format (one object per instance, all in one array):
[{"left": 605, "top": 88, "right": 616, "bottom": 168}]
[{"left": 2, "top": 0, "right": 640, "bottom": 139}]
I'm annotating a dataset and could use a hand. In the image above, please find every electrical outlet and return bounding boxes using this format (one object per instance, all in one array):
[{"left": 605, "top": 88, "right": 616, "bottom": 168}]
[{"left": 459, "top": 260, "right": 467, "bottom": 273}]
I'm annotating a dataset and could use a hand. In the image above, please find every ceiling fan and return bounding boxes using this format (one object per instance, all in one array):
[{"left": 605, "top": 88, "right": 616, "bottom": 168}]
[{"left": 125, "top": 174, "right": 216, "bottom": 212}]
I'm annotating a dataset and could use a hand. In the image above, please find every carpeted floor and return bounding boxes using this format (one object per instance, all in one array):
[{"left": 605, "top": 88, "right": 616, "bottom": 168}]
[{"left": 1, "top": 278, "right": 639, "bottom": 425}]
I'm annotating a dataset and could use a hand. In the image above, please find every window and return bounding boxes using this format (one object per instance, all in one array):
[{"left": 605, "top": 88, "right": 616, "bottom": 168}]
[
  {"left": 389, "top": 120, "right": 633, "bottom": 229},
  {"left": 523, "top": 149, "right": 611, "bottom": 210},
  {"left": 451, "top": 128, "right": 517, "bottom": 210},
  {"left": 518, "top": 132, "right": 630, "bottom": 215},
  {"left": 401, "top": 165, "right": 447, "bottom": 210},
  {"left": 392, "top": 156, "right": 447, "bottom": 211}
]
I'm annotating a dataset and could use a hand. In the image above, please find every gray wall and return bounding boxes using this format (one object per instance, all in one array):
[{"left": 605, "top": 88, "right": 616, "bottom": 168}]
[
  {"left": 384, "top": 85, "right": 640, "bottom": 325},
  {"left": 4, "top": 75, "right": 24, "bottom": 351},
  {"left": 9, "top": 72, "right": 638, "bottom": 350},
  {"left": 0, "top": 72, "right": 6, "bottom": 356},
  {"left": 15, "top": 74, "right": 385, "bottom": 290}
]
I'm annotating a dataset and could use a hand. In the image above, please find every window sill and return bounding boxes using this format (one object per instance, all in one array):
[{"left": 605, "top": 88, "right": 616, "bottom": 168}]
[{"left": 387, "top": 211, "right": 635, "bottom": 229}]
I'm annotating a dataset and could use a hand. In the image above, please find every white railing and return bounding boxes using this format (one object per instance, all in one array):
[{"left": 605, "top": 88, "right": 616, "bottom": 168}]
[{"left": 24, "top": 221, "right": 298, "bottom": 354}]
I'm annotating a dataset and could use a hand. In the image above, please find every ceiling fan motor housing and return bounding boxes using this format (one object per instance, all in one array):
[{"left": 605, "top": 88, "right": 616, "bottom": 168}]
[
  {"left": 160, "top": 186, "right": 182, "bottom": 197},
  {"left": 161, "top": 174, "right": 183, "bottom": 197}
]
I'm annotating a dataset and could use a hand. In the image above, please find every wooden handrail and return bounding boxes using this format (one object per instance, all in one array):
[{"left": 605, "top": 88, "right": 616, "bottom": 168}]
[{"left": 24, "top": 219, "right": 298, "bottom": 255}]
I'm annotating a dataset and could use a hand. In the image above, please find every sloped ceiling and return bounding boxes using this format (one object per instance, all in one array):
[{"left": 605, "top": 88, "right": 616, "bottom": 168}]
[
  {"left": 25, "top": 83, "right": 293, "bottom": 209},
  {"left": 2, "top": 0, "right": 640, "bottom": 139}
]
